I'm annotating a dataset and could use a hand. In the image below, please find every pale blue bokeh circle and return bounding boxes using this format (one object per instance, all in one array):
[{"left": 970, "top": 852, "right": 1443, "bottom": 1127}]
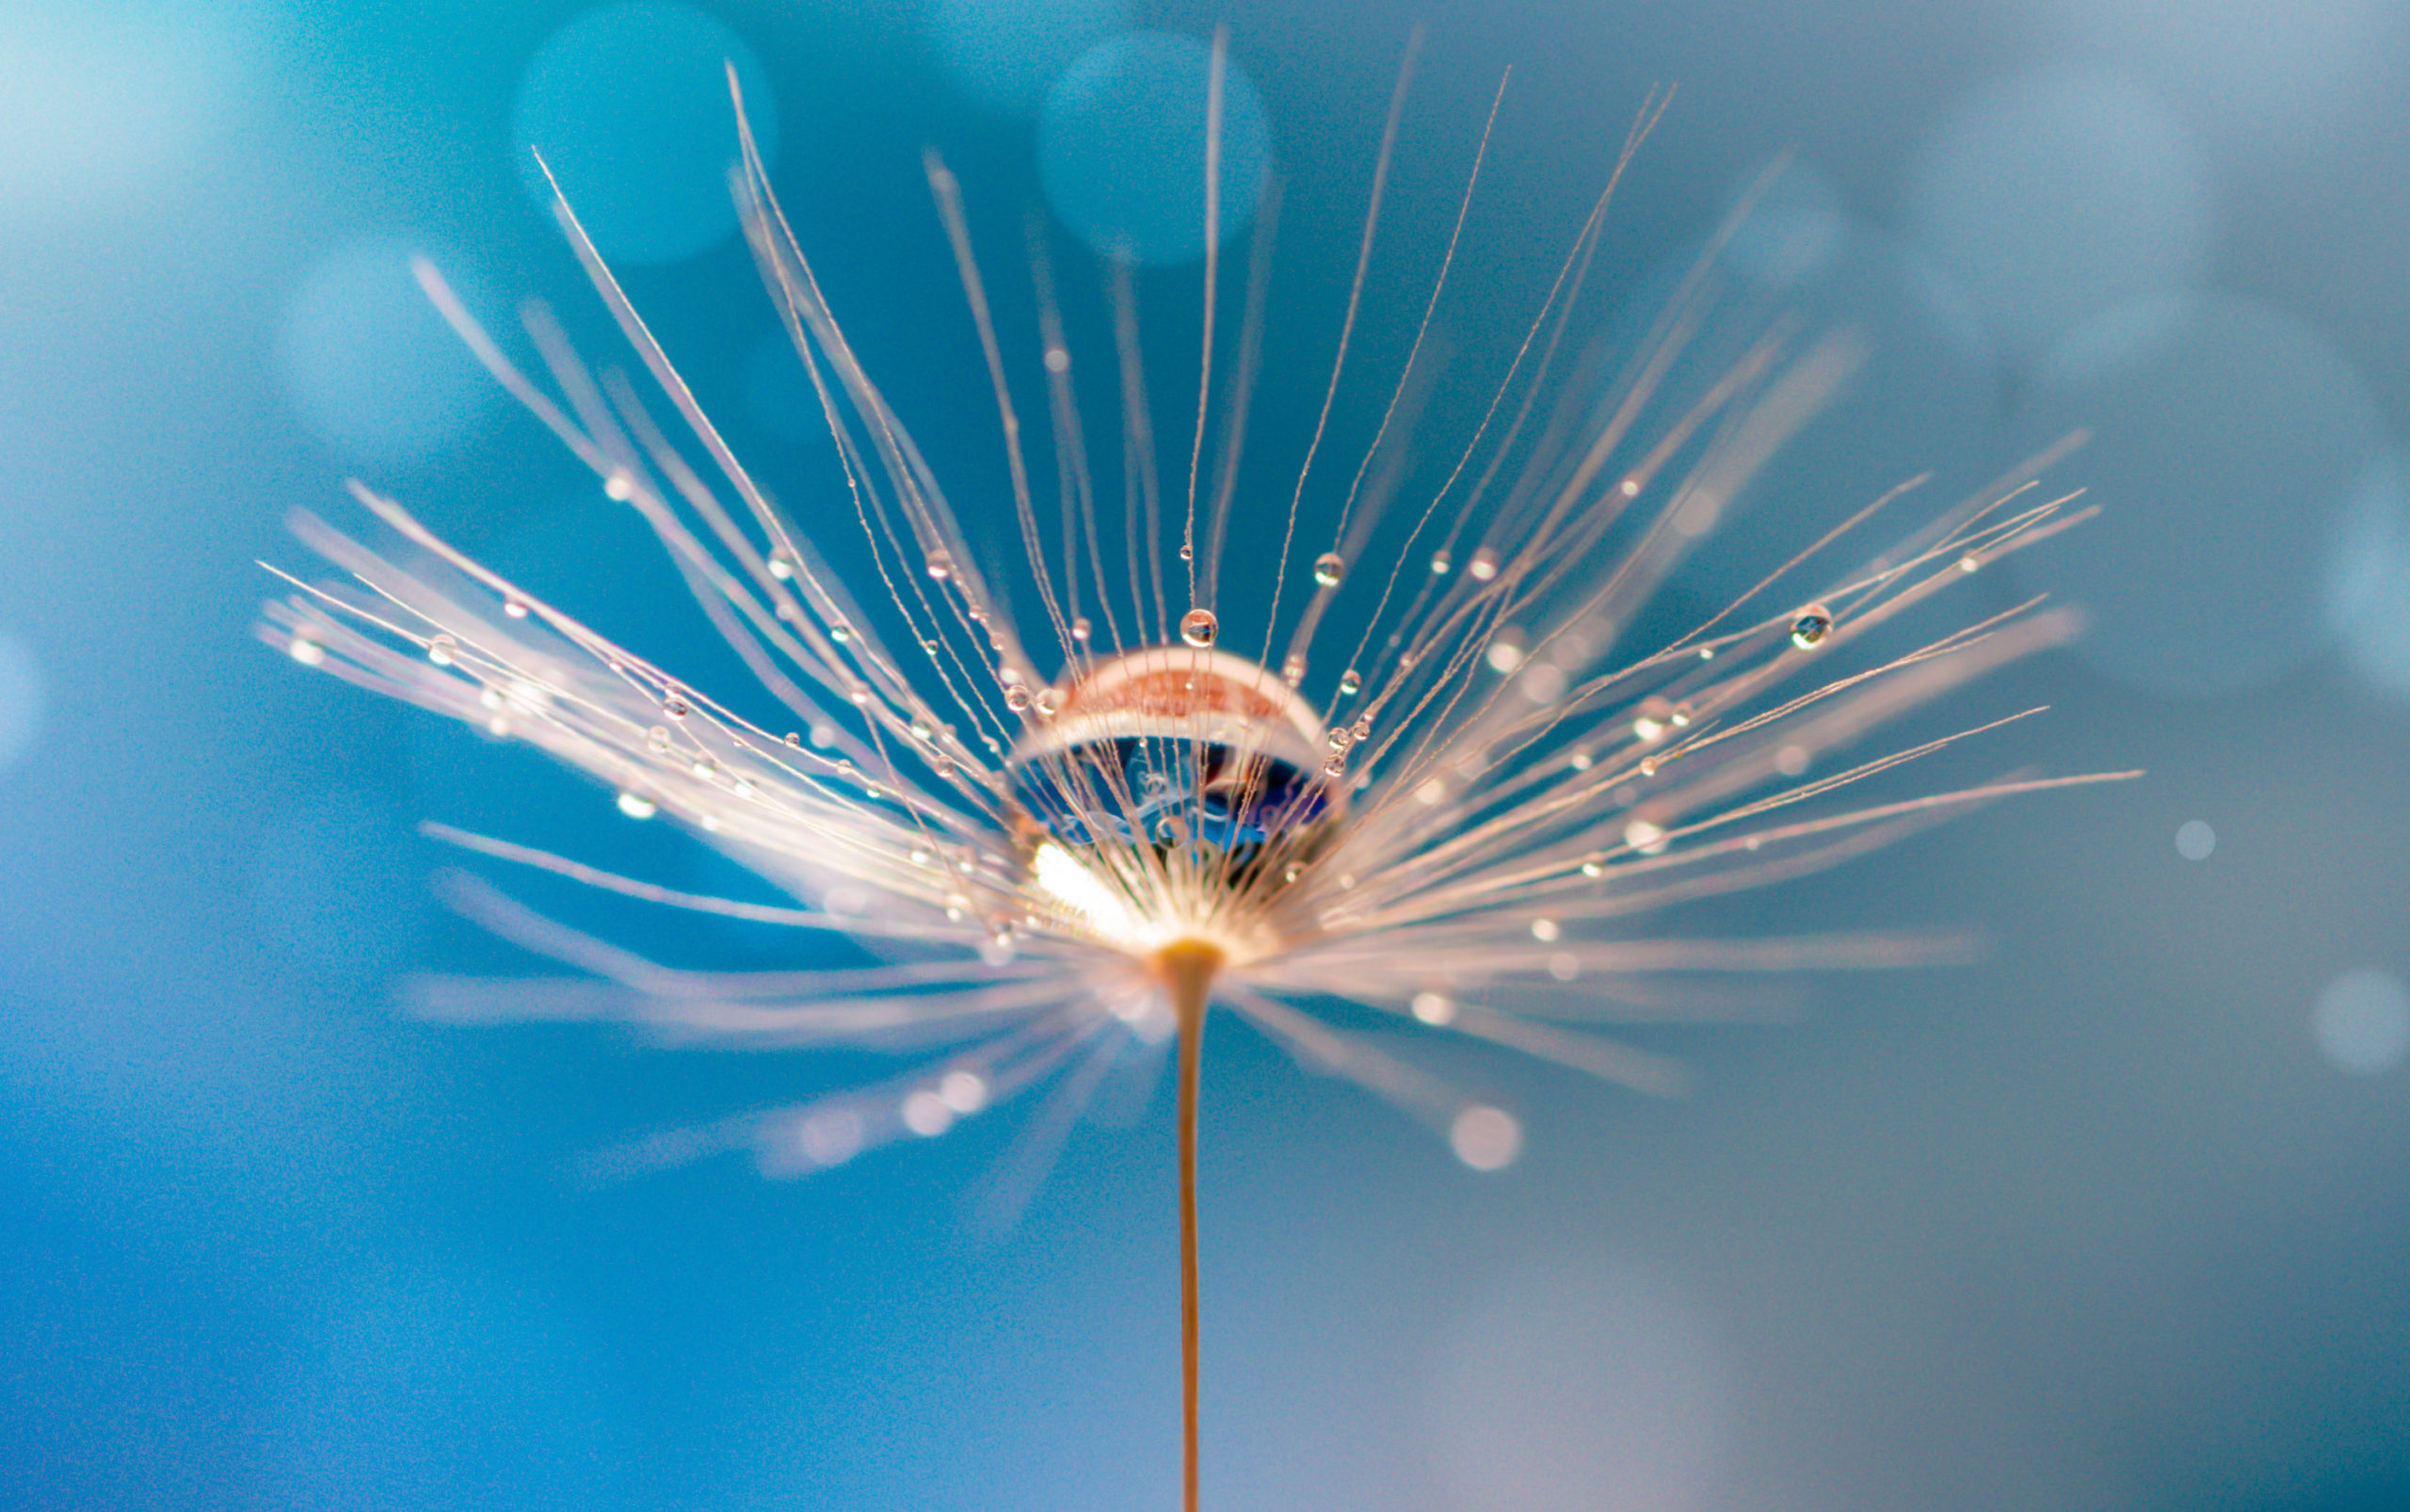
[
  {"left": 275, "top": 240, "right": 502, "bottom": 463},
  {"left": 1038, "top": 31, "right": 1272, "bottom": 265},
  {"left": 1904, "top": 67, "right": 2210, "bottom": 362},
  {"left": 511, "top": 1, "right": 779, "bottom": 265},
  {"left": 927, "top": 0, "right": 1126, "bottom": 117},
  {"left": 2014, "top": 293, "right": 2384, "bottom": 697}
]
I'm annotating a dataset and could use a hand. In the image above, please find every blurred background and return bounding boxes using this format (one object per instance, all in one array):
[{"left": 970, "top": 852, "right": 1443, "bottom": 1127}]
[{"left": 6, "top": 0, "right": 2410, "bottom": 1507}]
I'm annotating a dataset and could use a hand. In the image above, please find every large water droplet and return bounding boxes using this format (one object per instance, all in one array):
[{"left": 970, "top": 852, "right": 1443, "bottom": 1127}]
[
  {"left": 665, "top": 693, "right": 692, "bottom": 720},
  {"left": 1790, "top": 603, "right": 1834, "bottom": 650},
  {"left": 288, "top": 637, "right": 325, "bottom": 667},
  {"left": 1004, "top": 684, "right": 1033, "bottom": 713},
  {"left": 1429, "top": 549, "right": 1452, "bottom": 576},
  {"left": 1312, "top": 552, "right": 1345, "bottom": 588},
  {"left": 646, "top": 725, "right": 672, "bottom": 752},
  {"left": 503, "top": 597, "right": 529, "bottom": 619},
  {"left": 926, "top": 551, "right": 956, "bottom": 583},
  {"left": 616, "top": 791, "right": 657, "bottom": 819},
  {"left": 1468, "top": 547, "right": 1500, "bottom": 582},
  {"left": 426, "top": 634, "right": 457, "bottom": 667},
  {"left": 1179, "top": 607, "right": 1218, "bottom": 647},
  {"left": 1338, "top": 668, "right": 1363, "bottom": 698},
  {"left": 1070, "top": 616, "right": 1092, "bottom": 643}
]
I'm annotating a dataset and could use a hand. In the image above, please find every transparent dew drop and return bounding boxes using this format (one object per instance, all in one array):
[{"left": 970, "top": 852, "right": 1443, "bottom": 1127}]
[
  {"left": 288, "top": 637, "right": 325, "bottom": 667},
  {"left": 1326, "top": 726, "right": 1354, "bottom": 751},
  {"left": 426, "top": 634, "right": 456, "bottom": 667},
  {"left": 1350, "top": 715, "right": 1372, "bottom": 742},
  {"left": 646, "top": 726, "right": 672, "bottom": 753},
  {"left": 766, "top": 548, "right": 795, "bottom": 580},
  {"left": 1581, "top": 855, "right": 1606, "bottom": 878},
  {"left": 925, "top": 552, "right": 955, "bottom": 583},
  {"left": 1958, "top": 554, "right": 1981, "bottom": 573},
  {"left": 1639, "top": 756, "right": 1659, "bottom": 777},
  {"left": 1035, "top": 685, "right": 1064, "bottom": 716},
  {"left": 1411, "top": 992, "right": 1456, "bottom": 1025},
  {"left": 503, "top": 598, "right": 529, "bottom": 619},
  {"left": 1790, "top": 603, "right": 1834, "bottom": 650},
  {"left": 1468, "top": 546, "right": 1500, "bottom": 582},
  {"left": 1623, "top": 817, "right": 1668, "bottom": 854},
  {"left": 1322, "top": 755, "right": 1347, "bottom": 779},
  {"left": 1004, "top": 685, "right": 1033, "bottom": 713},
  {"left": 1070, "top": 616, "right": 1092, "bottom": 643},
  {"left": 829, "top": 623, "right": 851, "bottom": 644},
  {"left": 1429, "top": 549, "right": 1452, "bottom": 576},
  {"left": 1312, "top": 552, "right": 1345, "bottom": 588},
  {"left": 909, "top": 716, "right": 933, "bottom": 739},
  {"left": 1669, "top": 703, "right": 1693, "bottom": 728},
  {"left": 1531, "top": 918, "right": 1561, "bottom": 942},
  {"left": 1568, "top": 750, "right": 1592, "bottom": 771},
  {"left": 1180, "top": 542, "right": 1195, "bottom": 563},
  {"left": 664, "top": 694, "right": 691, "bottom": 720},
  {"left": 783, "top": 732, "right": 801, "bottom": 748},
  {"left": 1179, "top": 607, "right": 1218, "bottom": 648},
  {"left": 1698, "top": 646, "right": 1716, "bottom": 660},
  {"left": 602, "top": 469, "right": 635, "bottom": 501},
  {"left": 1338, "top": 668, "right": 1363, "bottom": 698},
  {"left": 616, "top": 791, "right": 657, "bottom": 819}
]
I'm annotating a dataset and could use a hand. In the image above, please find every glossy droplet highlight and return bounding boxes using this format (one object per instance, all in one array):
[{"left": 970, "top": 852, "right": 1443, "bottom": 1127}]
[
  {"left": 426, "top": 634, "right": 456, "bottom": 667},
  {"left": 502, "top": 598, "right": 529, "bottom": 619},
  {"left": 1468, "top": 547, "right": 1500, "bottom": 582},
  {"left": 1070, "top": 616, "right": 1092, "bottom": 643},
  {"left": 1312, "top": 552, "right": 1345, "bottom": 588},
  {"left": 616, "top": 791, "right": 657, "bottom": 819},
  {"left": 1338, "top": 668, "right": 1363, "bottom": 698},
  {"left": 1429, "top": 549, "right": 1452, "bottom": 576},
  {"left": 1004, "top": 684, "right": 1033, "bottom": 713},
  {"left": 1179, "top": 607, "right": 1218, "bottom": 648},
  {"left": 926, "top": 551, "right": 956, "bottom": 583},
  {"left": 1790, "top": 603, "right": 1834, "bottom": 650}
]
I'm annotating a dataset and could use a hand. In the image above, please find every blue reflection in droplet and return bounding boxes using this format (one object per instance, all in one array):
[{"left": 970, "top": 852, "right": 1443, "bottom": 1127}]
[
  {"left": 2015, "top": 293, "right": 2384, "bottom": 698},
  {"left": 510, "top": 1, "right": 779, "bottom": 265},
  {"left": 0, "top": 631, "right": 41, "bottom": 771},
  {"left": 1038, "top": 31, "right": 1271, "bottom": 265},
  {"left": 1904, "top": 67, "right": 2210, "bottom": 362},
  {"left": 927, "top": 0, "right": 1126, "bottom": 117},
  {"left": 275, "top": 240, "right": 501, "bottom": 464}
]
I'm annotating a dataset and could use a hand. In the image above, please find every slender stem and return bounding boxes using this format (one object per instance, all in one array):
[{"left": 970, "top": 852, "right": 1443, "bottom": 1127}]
[{"left": 1156, "top": 941, "right": 1222, "bottom": 1512}]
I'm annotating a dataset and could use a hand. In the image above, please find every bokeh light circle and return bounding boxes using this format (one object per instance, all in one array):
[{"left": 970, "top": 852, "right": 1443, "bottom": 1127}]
[
  {"left": 1427, "top": 1255, "right": 1729, "bottom": 1512},
  {"left": 1904, "top": 67, "right": 2209, "bottom": 362},
  {"left": 2175, "top": 819, "right": 2215, "bottom": 861},
  {"left": 2013, "top": 293, "right": 2384, "bottom": 698},
  {"left": 0, "top": 630, "right": 45, "bottom": 771},
  {"left": 926, "top": 0, "right": 1126, "bottom": 117},
  {"left": 2312, "top": 969, "right": 2410, "bottom": 1075},
  {"left": 275, "top": 240, "right": 503, "bottom": 464},
  {"left": 511, "top": 2, "right": 779, "bottom": 265},
  {"left": 1038, "top": 31, "right": 1272, "bottom": 265},
  {"left": 2322, "top": 453, "right": 2410, "bottom": 700}
]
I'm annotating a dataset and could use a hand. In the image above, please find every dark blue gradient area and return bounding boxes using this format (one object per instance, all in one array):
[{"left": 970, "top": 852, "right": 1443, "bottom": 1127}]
[{"left": 5, "top": 1, "right": 2410, "bottom": 1508}]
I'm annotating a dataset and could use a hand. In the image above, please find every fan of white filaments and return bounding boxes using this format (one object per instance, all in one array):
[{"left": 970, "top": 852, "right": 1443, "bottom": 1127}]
[{"left": 262, "top": 58, "right": 2133, "bottom": 1192}]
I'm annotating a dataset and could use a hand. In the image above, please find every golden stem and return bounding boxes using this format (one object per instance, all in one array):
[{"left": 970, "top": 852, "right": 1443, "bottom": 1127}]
[{"left": 1154, "top": 940, "right": 1222, "bottom": 1512}]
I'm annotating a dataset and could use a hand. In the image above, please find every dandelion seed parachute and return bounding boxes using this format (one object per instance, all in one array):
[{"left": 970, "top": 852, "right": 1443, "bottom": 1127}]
[{"left": 262, "top": 35, "right": 2133, "bottom": 1511}]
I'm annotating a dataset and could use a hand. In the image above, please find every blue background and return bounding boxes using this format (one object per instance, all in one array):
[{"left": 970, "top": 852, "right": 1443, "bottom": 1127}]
[{"left": 6, "top": 0, "right": 2410, "bottom": 1507}]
